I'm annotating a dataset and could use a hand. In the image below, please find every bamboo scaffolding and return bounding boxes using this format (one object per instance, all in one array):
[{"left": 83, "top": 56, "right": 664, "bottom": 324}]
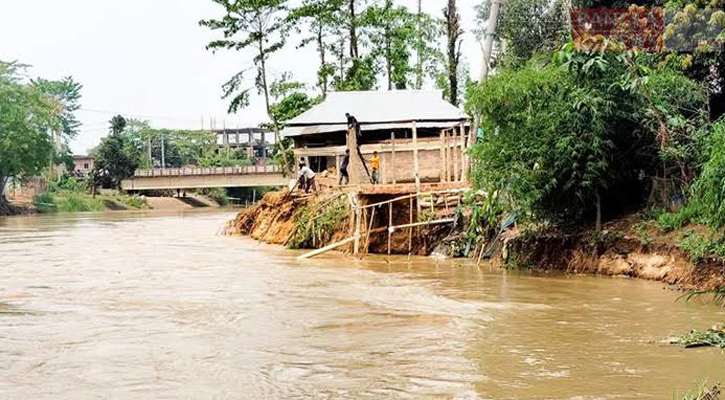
[{"left": 297, "top": 236, "right": 357, "bottom": 260}]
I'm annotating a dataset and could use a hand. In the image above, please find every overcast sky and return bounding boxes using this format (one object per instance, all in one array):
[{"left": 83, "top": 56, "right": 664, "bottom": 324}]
[{"left": 1, "top": 0, "right": 483, "bottom": 154}]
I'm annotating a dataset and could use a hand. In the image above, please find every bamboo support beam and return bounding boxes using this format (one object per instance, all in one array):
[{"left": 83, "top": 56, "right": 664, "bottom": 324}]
[
  {"left": 361, "top": 188, "right": 469, "bottom": 209},
  {"left": 297, "top": 236, "right": 358, "bottom": 260},
  {"left": 408, "top": 197, "right": 413, "bottom": 255},
  {"left": 365, "top": 206, "right": 376, "bottom": 254},
  {"left": 445, "top": 130, "right": 451, "bottom": 182},
  {"left": 387, "top": 202, "right": 393, "bottom": 256},
  {"left": 460, "top": 121, "right": 467, "bottom": 183},
  {"left": 388, "top": 218, "right": 455, "bottom": 232},
  {"left": 439, "top": 130, "right": 446, "bottom": 182},
  {"left": 412, "top": 121, "right": 421, "bottom": 207}
]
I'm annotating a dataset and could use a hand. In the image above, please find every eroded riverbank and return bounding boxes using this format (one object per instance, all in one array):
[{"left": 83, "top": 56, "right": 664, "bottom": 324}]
[{"left": 1, "top": 211, "right": 724, "bottom": 399}]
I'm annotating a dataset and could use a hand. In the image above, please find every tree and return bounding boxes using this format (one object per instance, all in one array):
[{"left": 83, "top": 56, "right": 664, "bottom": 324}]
[
  {"left": 0, "top": 61, "right": 62, "bottom": 215},
  {"left": 201, "top": 0, "right": 288, "bottom": 115},
  {"left": 289, "top": 0, "right": 346, "bottom": 95},
  {"left": 362, "top": 0, "right": 417, "bottom": 90},
  {"left": 475, "top": 0, "right": 569, "bottom": 70},
  {"left": 92, "top": 116, "right": 139, "bottom": 189},
  {"left": 444, "top": 0, "right": 463, "bottom": 105},
  {"left": 110, "top": 115, "right": 127, "bottom": 135},
  {"left": 31, "top": 77, "right": 83, "bottom": 138}
]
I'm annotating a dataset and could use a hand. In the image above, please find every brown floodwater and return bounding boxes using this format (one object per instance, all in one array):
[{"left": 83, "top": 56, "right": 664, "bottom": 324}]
[{"left": 1, "top": 210, "right": 724, "bottom": 399}]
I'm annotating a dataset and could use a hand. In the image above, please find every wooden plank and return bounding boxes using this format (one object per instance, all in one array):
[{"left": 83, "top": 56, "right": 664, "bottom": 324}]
[{"left": 297, "top": 236, "right": 357, "bottom": 260}]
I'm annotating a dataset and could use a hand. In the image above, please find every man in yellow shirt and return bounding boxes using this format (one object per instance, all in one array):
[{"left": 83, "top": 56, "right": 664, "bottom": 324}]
[{"left": 370, "top": 151, "right": 380, "bottom": 184}]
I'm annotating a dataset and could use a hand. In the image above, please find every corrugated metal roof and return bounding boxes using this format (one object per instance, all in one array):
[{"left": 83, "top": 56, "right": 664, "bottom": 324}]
[
  {"left": 282, "top": 121, "right": 466, "bottom": 138},
  {"left": 284, "top": 90, "right": 466, "bottom": 133}
]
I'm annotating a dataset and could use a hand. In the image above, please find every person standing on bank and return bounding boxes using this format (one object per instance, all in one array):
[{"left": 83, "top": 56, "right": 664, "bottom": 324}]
[
  {"left": 339, "top": 149, "right": 350, "bottom": 185},
  {"left": 298, "top": 163, "right": 317, "bottom": 193},
  {"left": 370, "top": 151, "right": 380, "bottom": 184}
]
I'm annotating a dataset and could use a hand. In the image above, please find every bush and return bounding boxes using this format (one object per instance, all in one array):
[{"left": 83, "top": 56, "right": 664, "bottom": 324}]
[
  {"left": 56, "top": 192, "right": 104, "bottom": 212},
  {"left": 200, "top": 188, "right": 229, "bottom": 206},
  {"left": 677, "top": 230, "right": 725, "bottom": 264},
  {"left": 691, "top": 119, "right": 725, "bottom": 229},
  {"left": 33, "top": 192, "right": 57, "bottom": 213},
  {"left": 120, "top": 196, "right": 147, "bottom": 209},
  {"left": 656, "top": 202, "right": 700, "bottom": 232}
]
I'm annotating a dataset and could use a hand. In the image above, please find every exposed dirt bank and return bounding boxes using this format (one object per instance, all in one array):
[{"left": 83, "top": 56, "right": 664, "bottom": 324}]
[
  {"left": 227, "top": 191, "right": 725, "bottom": 290},
  {"left": 504, "top": 217, "right": 725, "bottom": 290},
  {"left": 226, "top": 190, "right": 452, "bottom": 255}
]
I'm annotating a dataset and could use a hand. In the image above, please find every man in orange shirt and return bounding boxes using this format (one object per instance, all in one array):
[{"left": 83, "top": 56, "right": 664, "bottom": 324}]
[{"left": 370, "top": 151, "right": 380, "bottom": 184}]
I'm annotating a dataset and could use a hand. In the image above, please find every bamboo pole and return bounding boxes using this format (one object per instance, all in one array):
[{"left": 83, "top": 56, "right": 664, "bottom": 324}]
[
  {"left": 408, "top": 197, "right": 413, "bottom": 255},
  {"left": 452, "top": 128, "right": 459, "bottom": 181},
  {"left": 445, "top": 129, "right": 451, "bottom": 182},
  {"left": 391, "top": 132, "right": 397, "bottom": 184},
  {"left": 361, "top": 188, "right": 469, "bottom": 209},
  {"left": 354, "top": 203, "right": 362, "bottom": 254},
  {"left": 412, "top": 121, "right": 421, "bottom": 205},
  {"left": 297, "top": 236, "right": 357, "bottom": 260},
  {"left": 365, "top": 206, "right": 376, "bottom": 254},
  {"left": 460, "top": 121, "right": 467, "bottom": 183},
  {"left": 387, "top": 202, "right": 393, "bottom": 256},
  {"left": 439, "top": 129, "right": 446, "bottom": 182},
  {"left": 388, "top": 218, "right": 455, "bottom": 232}
]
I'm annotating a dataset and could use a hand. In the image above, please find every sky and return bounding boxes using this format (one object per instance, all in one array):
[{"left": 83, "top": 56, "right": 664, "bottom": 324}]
[{"left": 1, "top": 0, "right": 484, "bottom": 155}]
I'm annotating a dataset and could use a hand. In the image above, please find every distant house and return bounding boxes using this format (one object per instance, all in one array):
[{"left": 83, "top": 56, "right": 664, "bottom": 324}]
[
  {"left": 282, "top": 90, "right": 470, "bottom": 185},
  {"left": 72, "top": 155, "right": 94, "bottom": 177}
]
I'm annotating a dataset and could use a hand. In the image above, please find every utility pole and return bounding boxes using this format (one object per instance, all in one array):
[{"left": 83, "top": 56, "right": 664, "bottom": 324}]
[
  {"left": 479, "top": 0, "right": 503, "bottom": 82},
  {"left": 147, "top": 137, "right": 152, "bottom": 167}
]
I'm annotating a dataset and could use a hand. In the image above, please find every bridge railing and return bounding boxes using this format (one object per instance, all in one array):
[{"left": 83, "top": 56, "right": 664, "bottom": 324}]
[{"left": 133, "top": 165, "right": 281, "bottom": 177}]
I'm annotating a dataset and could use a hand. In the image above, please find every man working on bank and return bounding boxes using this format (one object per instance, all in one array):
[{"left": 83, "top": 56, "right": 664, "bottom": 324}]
[
  {"left": 370, "top": 151, "right": 380, "bottom": 184},
  {"left": 339, "top": 149, "right": 350, "bottom": 185},
  {"left": 298, "top": 162, "right": 317, "bottom": 193}
]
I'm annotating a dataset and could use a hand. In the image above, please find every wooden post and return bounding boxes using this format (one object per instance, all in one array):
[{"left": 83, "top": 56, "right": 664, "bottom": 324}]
[
  {"left": 354, "top": 202, "right": 361, "bottom": 254},
  {"left": 365, "top": 206, "right": 376, "bottom": 254},
  {"left": 445, "top": 130, "right": 451, "bottom": 182},
  {"left": 387, "top": 202, "right": 393, "bottom": 256},
  {"left": 391, "top": 132, "right": 397, "bottom": 184},
  {"left": 452, "top": 128, "right": 459, "bottom": 181},
  {"left": 439, "top": 130, "right": 446, "bottom": 182},
  {"left": 336, "top": 154, "right": 341, "bottom": 185},
  {"left": 408, "top": 196, "right": 413, "bottom": 255},
  {"left": 412, "top": 121, "right": 421, "bottom": 213},
  {"left": 460, "top": 121, "right": 467, "bottom": 183},
  {"left": 347, "top": 125, "right": 364, "bottom": 184}
]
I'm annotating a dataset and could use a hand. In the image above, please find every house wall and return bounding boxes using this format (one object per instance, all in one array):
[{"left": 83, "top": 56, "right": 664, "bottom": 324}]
[{"left": 292, "top": 134, "right": 469, "bottom": 184}]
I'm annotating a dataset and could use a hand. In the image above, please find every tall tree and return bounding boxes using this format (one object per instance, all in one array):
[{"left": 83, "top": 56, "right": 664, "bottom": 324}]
[
  {"left": 201, "top": 0, "right": 288, "bottom": 115},
  {"left": 444, "top": 0, "right": 463, "bottom": 105},
  {"left": 289, "top": 0, "right": 346, "bottom": 95},
  {"left": 362, "top": 0, "right": 416, "bottom": 90},
  {"left": 0, "top": 61, "right": 62, "bottom": 214},
  {"left": 31, "top": 77, "right": 83, "bottom": 138}
]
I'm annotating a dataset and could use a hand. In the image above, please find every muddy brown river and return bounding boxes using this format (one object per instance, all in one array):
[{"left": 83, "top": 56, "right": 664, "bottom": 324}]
[{"left": 1, "top": 210, "right": 724, "bottom": 399}]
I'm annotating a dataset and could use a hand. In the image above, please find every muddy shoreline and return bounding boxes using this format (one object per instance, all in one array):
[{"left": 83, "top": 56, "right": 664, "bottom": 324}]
[{"left": 228, "top": 190, "right": 725, "bottom": 291}]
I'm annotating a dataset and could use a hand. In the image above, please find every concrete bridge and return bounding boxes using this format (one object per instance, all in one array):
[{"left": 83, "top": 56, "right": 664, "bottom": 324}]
[{"left": 121, "top": 165, "right": 288, "bottom": 191}]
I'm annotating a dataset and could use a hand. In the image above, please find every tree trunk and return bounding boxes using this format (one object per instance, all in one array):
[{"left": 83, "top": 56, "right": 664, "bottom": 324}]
[
  {"left": 595, "top": 191, "right": 602, "bottom": 232},
  {"left": 258, "top": 32, "right": 271, "bottom": 115},
  {"left": 416, "top": 0, "right": 423, "bottom": 89},
  {"left": 386, "top": 26, "right": 392, "bottom": 90},
  {"left": 0, "top": 176, "right": 11, "bottom": 216},
  {"left": 317, "top": 23, "right": 328, "bottom": 95},
  {"left": 446, "top": 0, "right": 460, "bottom": 106},
  {"left": 349, "top": 0, "right": 359, "bottom": 59}
]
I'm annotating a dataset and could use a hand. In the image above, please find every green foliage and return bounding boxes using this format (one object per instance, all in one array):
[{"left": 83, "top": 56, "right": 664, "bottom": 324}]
[
  {"left": 657, "top": 202, "right": 700, "bottom": 232},
  {"left": 672, "top": 325, "right": 725, "bottom": 348},
  {"left": 200, "top": 0, "right": 288, "bottom": 114},
  {"left": 93, "top": 127, "right": 139, "bottom": 189},
  {"left": 288, "top": 197, "right": 348, "bottom": 249},
  {"left": 109, "top": 115, "right": 127, "bottom": 135},
  {"left": 673, "top": 381, "right": 721, "bottom": 400},
  {"left": 33, "top": 192, "right": 57, "bottom": 213},
  {"left": 691, "top": 119, "right": 725, "bottom": 228},
  {"left": 467, "top": 43, "right": 709, "bottom": 226},
  {"left": 31, "top": 77, "right": 83, "bottom": 138},
  {"left": 200, "top": 187, "right": 230, "bottom": 206},
  {"left": 120, "top": 196, "right": 147, "bottom": 209},
  {"left": 677, "top": 230, "right": 725, "bottom": 264},
  {"left": 632, "top": 221, "right": 654, "bottom": 246},
  {"left": 475, "top": 0, "right": 568, "bottom": 69}
]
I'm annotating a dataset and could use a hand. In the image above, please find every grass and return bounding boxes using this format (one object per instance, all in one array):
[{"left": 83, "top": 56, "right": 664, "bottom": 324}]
[
  {"left": 288, "top": 196, "right": 348, "bottom": 249},
  {"left": 200, "top": 187, "right": 230, "bottom": 206},
  {"left": 677, "top": 230, "right": 725, "bottom": 264},
  {"left": 34, "top": 190, "right": 148, "bottom": 213},
  {"left": 671, "top": 325, "right": 725, "bottom": 348},
  {"left": 674, "top": 381, "right": 721, "bottom": 400}
]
